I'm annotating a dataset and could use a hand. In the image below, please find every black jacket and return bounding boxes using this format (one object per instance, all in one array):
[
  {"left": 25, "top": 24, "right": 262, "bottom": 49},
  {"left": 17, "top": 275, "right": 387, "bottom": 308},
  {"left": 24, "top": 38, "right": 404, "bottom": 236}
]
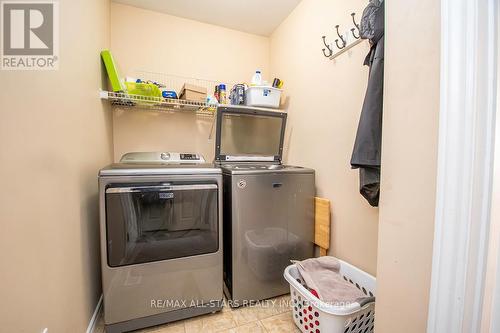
[{"left": 351, "top": 0, "right": 385, "bottom": 207}]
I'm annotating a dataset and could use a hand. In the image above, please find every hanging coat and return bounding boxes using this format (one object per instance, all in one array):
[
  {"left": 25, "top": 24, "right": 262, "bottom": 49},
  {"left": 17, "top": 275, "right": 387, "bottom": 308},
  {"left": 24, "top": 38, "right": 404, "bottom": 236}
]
[{"left": 350, "top": 0, "right": 385, "bottom": 207}]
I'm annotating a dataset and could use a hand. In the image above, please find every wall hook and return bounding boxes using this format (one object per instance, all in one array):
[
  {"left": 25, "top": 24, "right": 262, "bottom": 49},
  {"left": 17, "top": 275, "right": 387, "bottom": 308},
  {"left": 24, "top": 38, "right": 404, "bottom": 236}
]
[
  {"left": 351, "top": 28, "right": 360, "bottom": 39},
  {"left": 334, "top": 25, "right": 346, "bottom": 49},
  {"left": 351, "top": 12, "right": 360, "bottom": 30},
  {"left": 321, "top": 36, "right": 333, "bottom": 57},
  {"left": 351, "top": 13, "right": 360, "bottom": 39}
]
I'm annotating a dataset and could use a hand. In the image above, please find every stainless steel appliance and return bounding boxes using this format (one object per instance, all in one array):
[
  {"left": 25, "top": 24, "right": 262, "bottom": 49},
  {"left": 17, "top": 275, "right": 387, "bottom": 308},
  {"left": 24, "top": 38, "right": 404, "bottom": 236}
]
[
  {"left": 98, "top": 152, "right": 223, "bottom": 333},
  {"left": 215, "top": 106, "right": 315, "bottom": 305}
]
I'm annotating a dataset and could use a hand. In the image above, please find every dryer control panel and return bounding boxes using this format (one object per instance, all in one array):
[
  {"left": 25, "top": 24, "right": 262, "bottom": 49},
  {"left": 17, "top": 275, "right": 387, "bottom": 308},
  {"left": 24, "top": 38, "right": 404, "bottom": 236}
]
[
  {"left": 180, "top": 153, "right": 201, "bottom": 161},
  {"left": 120, "top": 152, "right": 206, "bottom": 164}
]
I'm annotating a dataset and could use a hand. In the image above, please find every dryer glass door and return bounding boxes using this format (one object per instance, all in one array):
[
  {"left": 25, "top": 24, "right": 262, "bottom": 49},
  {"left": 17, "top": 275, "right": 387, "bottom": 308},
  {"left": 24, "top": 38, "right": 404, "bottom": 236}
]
[{"left": 105, "top": 183, "right": 218, "bottom": 267}]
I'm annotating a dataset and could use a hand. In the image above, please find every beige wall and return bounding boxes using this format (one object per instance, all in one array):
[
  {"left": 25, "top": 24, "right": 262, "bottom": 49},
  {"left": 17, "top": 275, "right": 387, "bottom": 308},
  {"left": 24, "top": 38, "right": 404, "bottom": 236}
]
[
  {"left": 110, "top": 3, "right": 270, "bottom": 161},
  {"left": 270, "top": 0, "right": 379, "bottom": 275},
  {"left": 0, "top": 0, "right": 113, "bottom": 332},
  {"left": 375, "top": 0, "right": 440, "bottom": 332}
]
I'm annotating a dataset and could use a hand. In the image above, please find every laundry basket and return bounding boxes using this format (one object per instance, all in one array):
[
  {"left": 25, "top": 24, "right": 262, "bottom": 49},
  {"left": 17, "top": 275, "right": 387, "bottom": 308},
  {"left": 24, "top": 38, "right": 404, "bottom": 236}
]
[{"left": 284, "top": 258, "right": 376, "bottom": 333}]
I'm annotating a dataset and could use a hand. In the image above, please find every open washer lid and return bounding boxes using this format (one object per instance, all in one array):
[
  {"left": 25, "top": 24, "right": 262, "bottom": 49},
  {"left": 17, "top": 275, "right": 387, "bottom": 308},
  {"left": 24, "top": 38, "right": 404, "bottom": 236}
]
[{"left": 214, "top": 106, "right": 287, "bottom": 163}]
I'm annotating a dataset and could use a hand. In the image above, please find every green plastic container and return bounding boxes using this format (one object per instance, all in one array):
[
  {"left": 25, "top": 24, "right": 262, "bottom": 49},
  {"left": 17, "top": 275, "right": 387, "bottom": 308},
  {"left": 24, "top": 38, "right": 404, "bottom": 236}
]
[
  {"left": 125, "top": 82, "right": 162, "bottom": 98},
  {"left": 100, "top": 49, "right": 125, "bottom": 92}
]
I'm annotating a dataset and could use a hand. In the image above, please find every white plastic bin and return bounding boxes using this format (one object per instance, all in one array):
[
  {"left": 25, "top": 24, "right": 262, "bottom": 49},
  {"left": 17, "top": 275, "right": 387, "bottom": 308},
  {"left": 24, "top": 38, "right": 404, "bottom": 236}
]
[
  {"left": 245, "top": 86, "right": 282, "bottom": 108},
  {"left": 284, "top": 258, "right": 376, "bottom": 333}
]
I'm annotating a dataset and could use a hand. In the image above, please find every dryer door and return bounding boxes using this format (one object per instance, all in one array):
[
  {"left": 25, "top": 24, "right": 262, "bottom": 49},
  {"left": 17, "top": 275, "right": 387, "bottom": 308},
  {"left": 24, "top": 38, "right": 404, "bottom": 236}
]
[{"left": 105, "top": 183, "right": 218, "bottom": 267}]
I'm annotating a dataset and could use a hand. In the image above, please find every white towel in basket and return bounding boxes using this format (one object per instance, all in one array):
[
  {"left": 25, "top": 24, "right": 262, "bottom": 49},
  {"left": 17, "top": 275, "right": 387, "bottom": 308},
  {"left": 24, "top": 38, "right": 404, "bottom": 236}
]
[{"left": 292, "top": 256, "right": 369, "bottom": 306}]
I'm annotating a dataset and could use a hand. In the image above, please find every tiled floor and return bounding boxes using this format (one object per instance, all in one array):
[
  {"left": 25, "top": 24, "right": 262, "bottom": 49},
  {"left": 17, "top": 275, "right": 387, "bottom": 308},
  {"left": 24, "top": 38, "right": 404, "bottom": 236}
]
[{"left": 94, "top": 294, "right": 300, "bottom": 333}]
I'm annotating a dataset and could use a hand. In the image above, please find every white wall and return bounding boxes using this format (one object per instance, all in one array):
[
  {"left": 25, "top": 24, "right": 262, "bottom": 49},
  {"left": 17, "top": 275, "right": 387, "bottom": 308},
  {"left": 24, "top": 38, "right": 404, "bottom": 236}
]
[
  {"left": 270, "top": 0, "right": 379, "bottom": 275},
  {"left": 0, "top": 0, "right": 113, "bottom": 332}
]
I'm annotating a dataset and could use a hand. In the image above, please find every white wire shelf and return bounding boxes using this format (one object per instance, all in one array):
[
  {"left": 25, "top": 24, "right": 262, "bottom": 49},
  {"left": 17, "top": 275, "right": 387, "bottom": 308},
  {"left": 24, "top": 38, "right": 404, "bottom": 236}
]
[
  {"left": 100, "top": 91, "right": 217, "bottom": 116},
  {"left": 133, "top": 70, "right": 237, "bottom": 95}
]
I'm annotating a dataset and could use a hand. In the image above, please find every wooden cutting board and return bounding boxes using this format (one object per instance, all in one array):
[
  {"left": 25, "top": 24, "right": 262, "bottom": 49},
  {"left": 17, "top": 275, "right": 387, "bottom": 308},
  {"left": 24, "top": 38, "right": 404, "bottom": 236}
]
[{"left": 314, "top": 197, "right": 331, "bottom": 256}]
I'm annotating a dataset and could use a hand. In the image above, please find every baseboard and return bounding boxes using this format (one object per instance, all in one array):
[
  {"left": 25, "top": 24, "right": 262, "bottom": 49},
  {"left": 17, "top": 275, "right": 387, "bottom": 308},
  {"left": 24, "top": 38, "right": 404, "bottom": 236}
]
[{"left": 86, "top": 294, "right": 103, "bottom": 333}]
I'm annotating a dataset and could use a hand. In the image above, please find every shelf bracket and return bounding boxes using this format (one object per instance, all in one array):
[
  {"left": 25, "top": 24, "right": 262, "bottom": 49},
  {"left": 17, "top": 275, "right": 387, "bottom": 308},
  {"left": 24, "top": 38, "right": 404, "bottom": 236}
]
[{"left": 99, "top": 90, "right": 109, "bottom": 99}]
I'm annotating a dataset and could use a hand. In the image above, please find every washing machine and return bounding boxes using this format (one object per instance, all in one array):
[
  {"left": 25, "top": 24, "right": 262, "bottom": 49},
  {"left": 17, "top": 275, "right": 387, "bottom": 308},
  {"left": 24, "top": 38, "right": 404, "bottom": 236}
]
[
  {"left": 214, "top": 106, "right": 315, "bottom": 305},
  {"left": 98, "top": 152, "right": 223, "bottom": 333}
]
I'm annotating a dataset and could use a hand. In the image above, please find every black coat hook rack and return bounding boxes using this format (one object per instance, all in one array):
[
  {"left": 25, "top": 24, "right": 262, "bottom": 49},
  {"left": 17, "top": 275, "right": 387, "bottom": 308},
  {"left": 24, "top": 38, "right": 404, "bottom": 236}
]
[{"left": 321, "top": 11, "right": 362, "bottom": 58}]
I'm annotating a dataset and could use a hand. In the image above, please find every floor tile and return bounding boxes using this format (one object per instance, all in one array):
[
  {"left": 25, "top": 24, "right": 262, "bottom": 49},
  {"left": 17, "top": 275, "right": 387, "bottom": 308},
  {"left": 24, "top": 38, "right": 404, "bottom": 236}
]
[
  {"left": 260, "top": 312, "right": 300, "bottom": 333},
  {"left": 229, "top": 305, "right": 260, "bottom": 326},
  {"left": 219, "top": 321, "right": 266, "bottom": 333},
  {"left": 94, "top": 325, "right": 105, "bottom": 333},
  {"left": 252, "top": 299, "right": 285, "bottom": 320},
  {"left": 94, "top": 311, "right": 105, "bottom": 333},
  {"left": 145, "top": 321, "right": 185, "bottom": 333},
  {"left": 94, "top": 295, "right": 294, "bottom": 333},
  {"left": 273, "top": 294, "right": 292, "bottom": 313},
  {"left": 184, "top": 310, "right": 237, "bottom": 333}
]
